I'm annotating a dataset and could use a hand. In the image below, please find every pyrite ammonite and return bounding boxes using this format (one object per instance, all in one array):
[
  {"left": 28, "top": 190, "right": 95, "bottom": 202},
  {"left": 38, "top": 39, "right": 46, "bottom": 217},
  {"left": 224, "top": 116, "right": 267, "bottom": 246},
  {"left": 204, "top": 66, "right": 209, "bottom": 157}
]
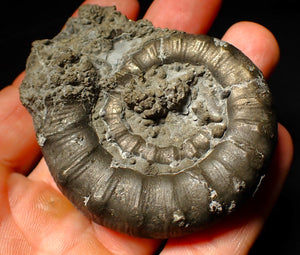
[{"left": 20, "top": 5, "right": 277, "bottom": 238}]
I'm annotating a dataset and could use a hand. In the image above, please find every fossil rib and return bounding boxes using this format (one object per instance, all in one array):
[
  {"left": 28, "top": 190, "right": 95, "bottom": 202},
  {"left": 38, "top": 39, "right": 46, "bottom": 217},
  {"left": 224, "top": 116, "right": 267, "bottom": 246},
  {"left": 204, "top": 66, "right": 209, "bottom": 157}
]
[{"left": 20, "top": 5, "right": 277, "bottom": 238}]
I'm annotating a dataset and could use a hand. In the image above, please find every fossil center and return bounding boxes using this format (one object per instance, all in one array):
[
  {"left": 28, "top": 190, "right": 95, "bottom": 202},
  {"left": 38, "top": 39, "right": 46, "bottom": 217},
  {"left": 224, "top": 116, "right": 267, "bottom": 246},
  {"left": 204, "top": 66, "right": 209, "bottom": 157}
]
[
  {"left": 95, "top": 62, "right": 230, "bottom": 174},
  {"left": 123, "top": 63, "right": 192, "bottom": 120},
  {"left": 122, "top": 62, "right": 229, "bottom": 149}
]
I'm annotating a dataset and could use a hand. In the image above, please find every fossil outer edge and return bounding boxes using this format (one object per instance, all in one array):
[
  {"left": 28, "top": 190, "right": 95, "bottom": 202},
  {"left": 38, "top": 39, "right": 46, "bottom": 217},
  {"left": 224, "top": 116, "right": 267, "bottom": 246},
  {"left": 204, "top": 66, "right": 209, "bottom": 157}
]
[{"left": 20, "top": 5, "right": 277, "bottom": 239}]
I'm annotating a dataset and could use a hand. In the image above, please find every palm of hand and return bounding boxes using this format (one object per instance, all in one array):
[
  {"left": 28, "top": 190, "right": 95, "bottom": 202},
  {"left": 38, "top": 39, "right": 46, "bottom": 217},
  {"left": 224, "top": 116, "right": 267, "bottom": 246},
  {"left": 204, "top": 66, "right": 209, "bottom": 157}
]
[{"left": 0, "top": 0, "right": 293, "bottom": 254}]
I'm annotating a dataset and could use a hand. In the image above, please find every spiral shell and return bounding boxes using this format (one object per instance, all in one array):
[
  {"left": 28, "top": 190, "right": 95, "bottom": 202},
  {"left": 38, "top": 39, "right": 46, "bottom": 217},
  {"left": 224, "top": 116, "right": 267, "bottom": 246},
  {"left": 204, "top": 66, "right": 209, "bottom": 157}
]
[{"left": 20, "top": 5, "right": 277, "bottom": 238}]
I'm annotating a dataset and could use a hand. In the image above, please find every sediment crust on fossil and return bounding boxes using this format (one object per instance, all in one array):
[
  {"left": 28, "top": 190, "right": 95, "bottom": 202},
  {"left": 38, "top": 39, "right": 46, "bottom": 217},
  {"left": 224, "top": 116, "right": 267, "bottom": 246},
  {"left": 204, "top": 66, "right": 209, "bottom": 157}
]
[{"left": 20, "top": 5, "right": 277, "bottom": 238}]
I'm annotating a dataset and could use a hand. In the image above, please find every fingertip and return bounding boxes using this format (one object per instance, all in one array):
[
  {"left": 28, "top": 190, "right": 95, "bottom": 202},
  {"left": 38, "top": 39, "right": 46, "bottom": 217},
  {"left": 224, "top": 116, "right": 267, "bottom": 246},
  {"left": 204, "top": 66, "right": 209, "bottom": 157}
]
[
  {"left": 222, "top": 21, "right": 280, "bottom": 78},
  {"left": 80, "top": 0, "right": 140, "bottom": 20},
  {"left": 144, "top": 0, "right": 222, "bottom": 34},
  {"left": 275, "top": 123, "right": 294, "bottom": 173}
]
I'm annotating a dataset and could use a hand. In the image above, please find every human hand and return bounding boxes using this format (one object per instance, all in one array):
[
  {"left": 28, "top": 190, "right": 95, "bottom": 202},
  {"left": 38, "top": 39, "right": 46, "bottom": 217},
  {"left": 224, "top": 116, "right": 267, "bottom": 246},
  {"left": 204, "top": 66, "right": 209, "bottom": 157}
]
[{"left": 0, "top": 0, "right": 294, "bottom": 254}]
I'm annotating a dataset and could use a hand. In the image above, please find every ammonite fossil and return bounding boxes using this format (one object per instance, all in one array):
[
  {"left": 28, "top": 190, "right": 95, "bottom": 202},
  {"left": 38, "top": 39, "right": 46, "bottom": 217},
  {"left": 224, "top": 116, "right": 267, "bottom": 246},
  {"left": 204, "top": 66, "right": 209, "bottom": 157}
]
[{"left": 20, "top": 5, "right": 277, "bottom": 239}]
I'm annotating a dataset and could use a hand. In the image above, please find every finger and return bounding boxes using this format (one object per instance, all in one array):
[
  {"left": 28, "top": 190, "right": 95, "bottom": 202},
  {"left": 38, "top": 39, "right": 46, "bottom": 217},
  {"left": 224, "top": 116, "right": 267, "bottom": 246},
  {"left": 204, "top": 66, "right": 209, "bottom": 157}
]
[
  {"left": 4, "top": 172, "right": 112, "bottom": 254},
  {"left": 91, "top": 224, "right": 162, "bottom": 255},
  {"left": 77, "top": 0, "right": 140, "bottom": 20},
  {"left": 0, "top": 72, "right": 41, "bottom": 174},
  {"left": 144, "top": 0, "right": 222, "bottom": 34},
  {"left": 161, "top": 124, "right": 293, "bottom": 254},
  {"left": 222, "top": 21, "right": 280, "bottom": 78}
]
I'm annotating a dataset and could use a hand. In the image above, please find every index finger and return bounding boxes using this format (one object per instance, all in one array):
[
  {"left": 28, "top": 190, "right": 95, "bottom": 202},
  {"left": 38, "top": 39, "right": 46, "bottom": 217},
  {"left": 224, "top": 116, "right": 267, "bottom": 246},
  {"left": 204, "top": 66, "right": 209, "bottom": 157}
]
[
  {"left": 144, "top": 0, "right": 222, "bottom": 34},
  {"left": 222, "top": 21, "right": 280, "bottom": 78}
]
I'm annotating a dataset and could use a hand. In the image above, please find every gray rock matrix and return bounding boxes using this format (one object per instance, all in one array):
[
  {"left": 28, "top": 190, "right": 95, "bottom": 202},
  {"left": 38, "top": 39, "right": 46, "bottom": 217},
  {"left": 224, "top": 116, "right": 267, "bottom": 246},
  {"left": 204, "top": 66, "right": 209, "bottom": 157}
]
[{"left": 20, "top": 5, "right": 277, "bottom": 238}]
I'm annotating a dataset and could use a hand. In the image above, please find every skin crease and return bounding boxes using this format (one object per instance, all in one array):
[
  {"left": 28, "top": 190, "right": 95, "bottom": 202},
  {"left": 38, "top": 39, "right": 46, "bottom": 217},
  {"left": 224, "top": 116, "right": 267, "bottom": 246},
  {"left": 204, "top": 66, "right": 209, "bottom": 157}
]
[{"left": 0, "top": 0, "right": 294, "bottom": 254}]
